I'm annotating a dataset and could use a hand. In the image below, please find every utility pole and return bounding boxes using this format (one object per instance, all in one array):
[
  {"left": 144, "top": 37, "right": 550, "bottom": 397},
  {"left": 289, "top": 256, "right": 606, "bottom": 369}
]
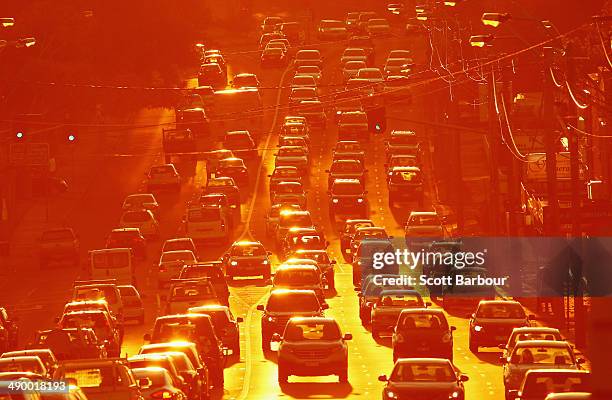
[
  {"left": 543, "top": 47, "right": 560, "bottom": 235},
  {"left": 488, "top": 63, "right": 501, "bottom": 235},
  {"left": 565, "top": 40, "right": 586, "bottom": 348}
]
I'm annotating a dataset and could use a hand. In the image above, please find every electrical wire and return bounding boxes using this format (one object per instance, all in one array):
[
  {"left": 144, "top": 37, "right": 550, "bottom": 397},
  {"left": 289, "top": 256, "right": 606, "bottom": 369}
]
[
  {"left": 566, "top": 122, "right": 612, "bottom": 138},
  {"left": 549, "top": 67, "right": 564, "bottom": 88},
  {"left": 565, "top": 80, "right": 590, "bottom": 109},
  {"left": 595, "top": 22, "right": 612, "bottom": 70}
]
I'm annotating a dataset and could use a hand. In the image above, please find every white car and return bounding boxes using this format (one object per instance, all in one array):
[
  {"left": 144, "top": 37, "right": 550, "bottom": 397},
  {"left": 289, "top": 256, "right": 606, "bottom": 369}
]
[
  {"left": 183, "top": 205, "right": 230, "bottom": 243},
  {"left": 118, "top": 285, "right": 145, "bottom": 324},
  {"left": 119, "top": 209, "right": 160, "bottom": 237},
  {"left": 157, "top": 249, "right": 198, "bottom": 288},
  {"left": 366, "top": 18, "right": 391, "bottom": 36},
  {"left": 147, "top": 164, "right": 180, "bottom": 191},
  {"left": 384, "top": 58, "right": 414, "bottom": 76},
  {"left": 295, "top": 65, "right": 322, "bottom": 83},
  {"left": 122, "top": 193, "right": 159, "bottom": 214},
  {"left": 342, "top": 60, "right": 367, "bottom": 82},
  {"left": 294, "top": 49, "right": 322, "bottom": 68},
  {"left": 387, "top": 49, "right": 412, "bottom": 61},
  {"left": 291, "top": 74, "right": 317, "bottom": 89},
  {"left": 356, "top": 67, "right": 385, "bottom": 84},
  {"left": 404, "top": 211, "right": 445, "bottom": 247},
  {"left": 340, "top": 47, "right": 367, "bottom": 65}
]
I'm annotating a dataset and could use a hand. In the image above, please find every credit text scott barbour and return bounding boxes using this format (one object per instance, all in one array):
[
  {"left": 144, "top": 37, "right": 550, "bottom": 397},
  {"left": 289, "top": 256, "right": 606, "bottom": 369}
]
[{"left": 372, "top": 274, "right": 509, "bottom": 287}]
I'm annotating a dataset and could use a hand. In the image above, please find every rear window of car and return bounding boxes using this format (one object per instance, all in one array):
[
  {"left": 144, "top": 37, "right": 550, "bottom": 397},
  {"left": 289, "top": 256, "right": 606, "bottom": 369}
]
[
  {"left": 285, "top": 321, "right": 341, "bottom": 340},
  {"left": 476, "top": 303, "right": 526, "bottom": 319},
  {"left": 188, "top": 207, "right": 221, "bottom": 222},
  {"left": 92, "top": 251, "right": 130, "bottom": 269},
  {"left": 231, "top": 244, "right": 266, "bottom": 256},
  {"left": 331, "top": 181, "right": 363, "bottom": 195},
  {"left": 161, "top": 251, "right": 195, "bottom": 263},
  {"left": 63, "top": 365, "right": 122, "bottom": 388},
  {"left": 398, "top": 313, "right": 448, "bottom": 329},
  {"left": 389, "top": 170, "right": 422, "bottom": 184},
  {"left": 266, "top": 292, "right": 320, "bottom": 312}
]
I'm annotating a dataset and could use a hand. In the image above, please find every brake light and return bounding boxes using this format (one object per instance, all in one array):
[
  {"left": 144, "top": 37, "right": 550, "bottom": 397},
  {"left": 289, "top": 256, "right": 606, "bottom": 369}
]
[{"left": 151, "top": 389, "right": 173, "bottom": 399}]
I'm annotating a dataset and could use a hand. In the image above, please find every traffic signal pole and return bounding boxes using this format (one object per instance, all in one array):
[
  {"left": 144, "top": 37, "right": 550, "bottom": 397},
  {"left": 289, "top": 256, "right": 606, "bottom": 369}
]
[{"left": 566, "top": 41, "right": 586, "bottom": 347}]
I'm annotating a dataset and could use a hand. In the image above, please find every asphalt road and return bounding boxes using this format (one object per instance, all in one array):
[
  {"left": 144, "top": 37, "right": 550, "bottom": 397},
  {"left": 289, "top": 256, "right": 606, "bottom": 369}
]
[{"left": 1, "top": 14, "right": 511, "bottom": 400}]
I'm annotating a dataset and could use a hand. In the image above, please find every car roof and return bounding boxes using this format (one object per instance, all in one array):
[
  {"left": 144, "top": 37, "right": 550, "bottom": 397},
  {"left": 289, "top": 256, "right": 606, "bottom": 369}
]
[
  {"left": 391, "top": 166, "right": 421, "bottom": 172},
  {"left": 409, "top": 211, "right": 438, "bottom": 217},
  {"left": 399, "top": 308, "right": 445, "bottom": 315},
  {"left": 111, "top": 227, "right": 141, "bottom": 233},
  {"left": 231, "top": 240, "right": 263, "bottom": 247},
  {"left": 478, "top": 299, "right": 522, "bottom": 306},
  {"left": 288, "top": 316, "right": 338, "bottom": 324},
  {"left": 394, "top": 358, "right": 452, "bottom": 365},
  {"left": 514, "top": 340, "right": 570, "bottom": 348},
  {"left": 512, "top": 327, "right": 561, "bottom": 333}
]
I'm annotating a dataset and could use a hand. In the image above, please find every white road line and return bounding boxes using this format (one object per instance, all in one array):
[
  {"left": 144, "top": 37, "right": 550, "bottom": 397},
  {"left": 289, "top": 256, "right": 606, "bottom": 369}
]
[{"left": 236, "top": 64, "right": 292, "bottom": 400}]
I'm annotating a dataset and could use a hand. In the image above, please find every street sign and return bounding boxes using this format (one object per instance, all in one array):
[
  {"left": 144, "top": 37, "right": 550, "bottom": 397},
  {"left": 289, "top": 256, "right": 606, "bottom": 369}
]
[
  {"left": 9, "top": 143, "right": 50, "bottom": 167},
  {"left": 524, "top": 152, "right": 584, "bottom": 182}
]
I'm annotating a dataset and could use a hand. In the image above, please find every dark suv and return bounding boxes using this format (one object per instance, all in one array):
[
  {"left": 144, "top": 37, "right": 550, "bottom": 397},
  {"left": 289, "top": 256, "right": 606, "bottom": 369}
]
[
  {"left": 221, "top": 240, "right": 272, "bottom": 281},
  {"left": 257, "top": 289, "right": 328, "bottom": 352},
  {"left": 39, "top": 228, "right": 80, "bottom": 267},
  {"left": 469, "top": 300, "right": 532, "bottom": 353},
  {"left": 147, "top": 314, "right": 226, "bottom": 388},
  {"left": 387, "top": 166, "right": 424, "bottom": 207},
  {"left": 328, "top": 178, "right": 368, "bottom": 217},
  {"left": 392, "top": 309, "right": 456, "bottom": 362},
  {"left": 274, "top": 317, "right": 351, "bottom": 383}
]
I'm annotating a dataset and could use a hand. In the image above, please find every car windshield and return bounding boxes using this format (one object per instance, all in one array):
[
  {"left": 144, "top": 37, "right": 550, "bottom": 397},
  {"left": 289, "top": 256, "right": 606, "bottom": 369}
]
[
  {"left": 523, "top": 374, "right": 590, "bottom": 395},
  {"left": 512, "top": 346, "right": 573, "bottom": 365},
  {"left": 278, "top": 147, "right": 306, "bottom": 157},
  {"left": 61, "top": 314, "right": 110, "bottom": 339},
  {"left": 285, "top": 321, "right": 341, "bottom": 341},
  {"left": 279, "top": 213, "right": 312, "bottom": 228},
  {"left": 386, "top": 58, "right": 409, "bottom": 67},
  {"left": 357, "top": 69, "right": 382, "bottom": 79},
  {"left": 378, "top": 294, "right": 422, "bottom": 307},
  {"left": 510, "top": 332, "right": 561, "bottom": 347},
  {"left": 162, "top": 251, "right": 195, "bottom": 263},
  {"left": 0, "top": 359, "right": 43, "bottom": 374},
  {"left": 390, "top": 170, "right": 422, "bottom": 184},
  {"left": 297, "top": 66, "right": 320, "bottom": 74},
  {"left": 63, "top": 365, "right": 120, "bottom": 388},
  {"left": 275, "top": 269, "right": 319, "bottom": 286},
  {"left": 332, "top": 182, "right": 363, "bottom": 195},
  {"left": 231, "top": 244, "right": 266, "bottom": 257},
  {"left": 336, "top": 142, "right": 362, "bottom": 152},
  {"left": 41, "top": 229, "right": 74, "bottom": 241},
  {"left": 340, "top": 113, "right": 367, "bottom": 124},
  {"left": 188, "top": 207, "right": 221, "bottom": 222},
  {"left": 277, "top": 184, "right": 302, "bottom": 194},
  {"left": 321, "top": 20, "right": 344, "bottom": 28},
  {"left": 280, "top": 138, "right": 306, "bottom": 147},
  {"left": 121, "top": 211, "right": 150, "bottom": 223},
  {"left": 398, "top": 313, "right": 448, "bottom": 329},
  {"left": 355, "top": 229, "right": 387, "bottom": 239},
  {"left": 219, "top": 158, "right": 245, "bottom": 168},
  {"left": 224, "top": 135, "right": 253, "bottom": 148},
  {"left": 391, "top": 363, "right": 456, "bottom": 383},
  {"left": 331, "top": 161, "right": 362, "bottom": 173},
  {"left": 390, "top": 134, "right": 418, "bottom": 145},
  {"left": 476, "top": 303, "right": 526, "bottom": 319},
  {"left": 264, "top": 48, "right": 283, "bottom": 55},
  {"left": 297, "top": 51, "right": 320, "bottom": 60},
  {"left": 344, "top": 48, "right": 365, "bottom": 57},
  {"left": 125, "top": 194, "right": 155, "bottom": 207},
  {"left": 273, "top": 168, "right": 299, "bottom": 178},
  {"left": 163, "top": 240, "right": 193, "bottom": 253},
  {"left": 132, "top": 369, "right": 170, "bottom": 388},
  {"left": 171, "top": 284, "right": 215, "bottom": 301},
  {"left": 410, "top": 214, "right": 441, "bottom": 226},
  {"left": 266, "top": 292, "right": 320, "bottom": 312}
]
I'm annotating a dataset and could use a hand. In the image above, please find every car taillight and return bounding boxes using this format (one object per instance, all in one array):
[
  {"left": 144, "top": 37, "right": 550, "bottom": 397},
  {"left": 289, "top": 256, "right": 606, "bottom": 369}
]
[
  {"left": 151, "top": 389, "right": 174, "bottom": 399},
  {"left": 159, "top": 265, "right": 166, "bottom": 272}
]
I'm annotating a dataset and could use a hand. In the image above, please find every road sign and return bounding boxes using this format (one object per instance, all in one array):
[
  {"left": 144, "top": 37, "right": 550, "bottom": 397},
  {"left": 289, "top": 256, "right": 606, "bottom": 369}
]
[
  {"left": 9, "top": 143, "right": 50, "bottom": 167},
  {"left": 524, "top": 152, "right": 585, "bottom": 182}
]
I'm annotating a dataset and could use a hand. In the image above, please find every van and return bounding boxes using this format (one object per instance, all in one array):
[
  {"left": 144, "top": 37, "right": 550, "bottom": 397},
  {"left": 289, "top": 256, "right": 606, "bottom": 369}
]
[
  {"left": 88, "top": 248, "right": 134, "bottom": 285},
  {"left": 184, "top": 205, "right": 229, "bottom": 243}
]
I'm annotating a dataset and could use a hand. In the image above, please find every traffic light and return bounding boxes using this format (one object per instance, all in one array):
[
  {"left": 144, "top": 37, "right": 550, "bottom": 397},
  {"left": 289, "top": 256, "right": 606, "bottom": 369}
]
[{"left": 367, "top": 106, "right": 387, "bottom": 134}]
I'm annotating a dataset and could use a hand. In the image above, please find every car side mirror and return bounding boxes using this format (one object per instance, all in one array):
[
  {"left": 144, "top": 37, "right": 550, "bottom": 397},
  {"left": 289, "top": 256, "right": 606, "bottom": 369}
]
[
  {"left": 236, "top": 317, "right": 244, "bottom": 323},
  {"left": 450, "top": 326, "right": 456, "bottom": 331},
  {"left": 143, "top": 333, "right": 151, "bottom": 341},
  {"left": 378, "top": 375, "right": 388, "bottom": 382},
  {"left": 256, "top": 305, "right": 265, "bottom": 311},
  {"left": 460, "top": 374, "right": 469, "bottom": 382},
  {"left": 271, "top": 333, "right": 282, "bottom": 342},
  {"left": 321, "top": 303, "right": 329, "bottom": 310},
  {"left": 343, "top": 333, "right": 352, "bottom": 341}
]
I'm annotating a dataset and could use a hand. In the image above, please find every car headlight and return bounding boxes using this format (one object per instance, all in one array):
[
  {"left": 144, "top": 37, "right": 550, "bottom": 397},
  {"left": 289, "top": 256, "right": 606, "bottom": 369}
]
[
  {"left": 449, "top": 391, "right": 460, "bottom": 399},
  {"left": 262, "top": 260, "right": 269, "bottom": 264},
  {"left": 474, "top": 325, "right": 483, "bottom": 332},
  {"left": 332, "top": 198, "right": 339, "bottom": 203},
  {"left": 267, "top": 316, "right": 276, "bottom": 323},
  {"left": 386, "top": 390, "right": 397, "bottom": 399},
  {"left": 357, "top": 198, "right": 364, "bottom": 203},
  {"left": 230, "top": 261, "right": 238, "bottom": 266}
]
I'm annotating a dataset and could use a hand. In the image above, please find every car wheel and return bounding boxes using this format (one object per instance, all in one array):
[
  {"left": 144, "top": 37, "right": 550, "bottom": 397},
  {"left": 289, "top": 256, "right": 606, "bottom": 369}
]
[
  {"left": 338, "top": 369, "right": 348, "bottom": 383},
  {"left": 278, "top": 365, "right": 289, "bottom": 384},
  {"left": 469, "top": 338, "right": 478, "bottom": 353},
  {"left": 372, "top": 327, "right": 380, "bottom": 339}
]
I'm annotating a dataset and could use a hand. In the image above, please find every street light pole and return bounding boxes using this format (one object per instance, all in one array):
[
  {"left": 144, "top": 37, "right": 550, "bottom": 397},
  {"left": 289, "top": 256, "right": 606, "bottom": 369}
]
[{"left": 488, "top": 62, "right": 501, "bottom": 235}]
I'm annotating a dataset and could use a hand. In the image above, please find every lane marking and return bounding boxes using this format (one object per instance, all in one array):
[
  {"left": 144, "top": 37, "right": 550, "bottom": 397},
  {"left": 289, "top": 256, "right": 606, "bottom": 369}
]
[{"left": 236, "top": 64, "right": 292, "bottom": 400}]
